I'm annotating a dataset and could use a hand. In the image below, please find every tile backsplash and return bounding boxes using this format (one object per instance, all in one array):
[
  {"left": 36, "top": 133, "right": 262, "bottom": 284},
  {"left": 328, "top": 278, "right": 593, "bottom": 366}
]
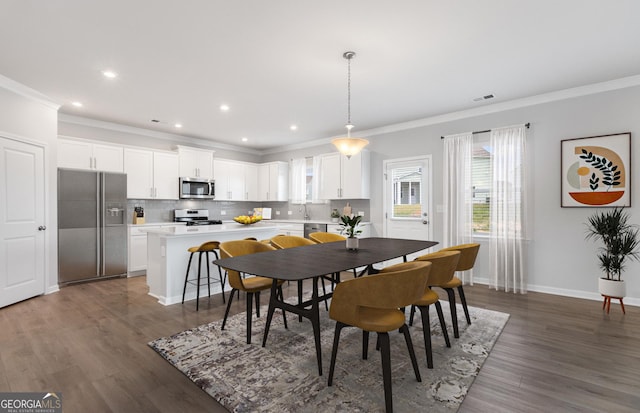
[{"left": 127, "top": 199, "right": 370, "bottom": 223}]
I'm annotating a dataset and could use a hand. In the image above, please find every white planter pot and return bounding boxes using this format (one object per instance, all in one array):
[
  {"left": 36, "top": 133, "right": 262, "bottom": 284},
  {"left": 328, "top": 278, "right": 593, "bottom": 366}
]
[
  {"left": 598, "top": 278, "right": 626, "bottom": 298},
  {"left": 345, "top": 237, "right": 359, "bottom": 251}
]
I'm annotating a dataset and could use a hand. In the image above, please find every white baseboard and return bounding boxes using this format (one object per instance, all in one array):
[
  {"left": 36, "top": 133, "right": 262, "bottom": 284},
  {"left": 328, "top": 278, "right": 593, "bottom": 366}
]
[
  {"left": 471, "top": 277, "right": 639, "bottom": 307},
  {"left": 46, "top": 285, "right": 60, "bottom": 295}
]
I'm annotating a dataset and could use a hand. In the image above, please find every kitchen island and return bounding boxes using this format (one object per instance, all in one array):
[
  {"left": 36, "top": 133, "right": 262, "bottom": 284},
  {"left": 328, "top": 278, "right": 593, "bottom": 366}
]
[{"left": 143, "top": 222, "right": 292, "bottom": 305}]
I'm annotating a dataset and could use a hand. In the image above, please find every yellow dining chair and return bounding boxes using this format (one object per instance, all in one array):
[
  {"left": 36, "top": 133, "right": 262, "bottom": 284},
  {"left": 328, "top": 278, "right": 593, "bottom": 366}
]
[
  {"left": 410, "top": 250, "right": 460, "bottom": 368},
  {"left": 219, "top": 240, "right": 288, "bottom": 344},
  {"left": 308, "top": 231, "right": 359, "bottom": 280},
  {"left": 270, "top": 235, "right": 331, "bottom": 315},
  {"left": 435, "top": 243, "right": 480, "bottom": 338},
  {"left": 328, "top": 261, "right": 432, "bottom": 413}
]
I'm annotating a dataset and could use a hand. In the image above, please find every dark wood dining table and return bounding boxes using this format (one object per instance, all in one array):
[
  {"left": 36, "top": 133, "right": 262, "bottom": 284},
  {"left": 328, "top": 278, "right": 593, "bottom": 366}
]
[{"left": 213, "top": 237, "right": 438, "bottom": 376}]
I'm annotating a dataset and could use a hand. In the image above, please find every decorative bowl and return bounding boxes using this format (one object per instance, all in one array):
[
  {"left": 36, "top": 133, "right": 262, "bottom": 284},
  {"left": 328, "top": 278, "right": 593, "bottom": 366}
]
[{"left": 233, "top": 216, "right": 262, "bottom": 225}]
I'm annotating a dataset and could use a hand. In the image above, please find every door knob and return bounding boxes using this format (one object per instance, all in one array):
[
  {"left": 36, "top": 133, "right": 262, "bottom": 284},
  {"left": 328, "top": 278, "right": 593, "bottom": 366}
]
[
  {"left": 422, "top": 220, "right": 428, "bottom": 225},
  {"left": 38, "top": 225, "right": 47, "bottom": 231}
]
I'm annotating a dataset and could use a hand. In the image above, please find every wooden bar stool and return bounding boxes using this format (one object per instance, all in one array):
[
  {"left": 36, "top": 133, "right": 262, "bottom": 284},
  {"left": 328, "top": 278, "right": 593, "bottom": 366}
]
[{"left": 181, "top": 241, "right": 226, "bottom": 311}]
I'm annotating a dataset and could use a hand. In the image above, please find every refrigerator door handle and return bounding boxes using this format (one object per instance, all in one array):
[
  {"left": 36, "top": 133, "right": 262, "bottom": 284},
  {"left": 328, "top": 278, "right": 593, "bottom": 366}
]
[{"left": 100, "top": 172, "right": 106, "bottom": 276}]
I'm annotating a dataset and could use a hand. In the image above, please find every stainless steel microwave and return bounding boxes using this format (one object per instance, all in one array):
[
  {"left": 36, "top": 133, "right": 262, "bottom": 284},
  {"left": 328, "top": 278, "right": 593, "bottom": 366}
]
[{"left": 179, "top": 177, "right": 215, "bottom": 199}]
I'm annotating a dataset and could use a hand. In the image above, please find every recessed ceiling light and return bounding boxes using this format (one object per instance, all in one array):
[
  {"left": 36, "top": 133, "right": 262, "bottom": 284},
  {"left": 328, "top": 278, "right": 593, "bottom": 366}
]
[
  {"left": 174, "top": 123, "right": 182, "bottom": 128},
  {"left": 102, "top": 70, "right": 117, "bottom": 79},
  {"left": 71, "top": 101, "right": 83, "bottom": 107},
  {"left": 220, "top": 104, "right": 230, "bottom": 112},
  {"left": 241, "top": 137, "right": 248, "bottom": 142},
  {"left": 290, "top": 124, "right": 298, "bottom": 131}
]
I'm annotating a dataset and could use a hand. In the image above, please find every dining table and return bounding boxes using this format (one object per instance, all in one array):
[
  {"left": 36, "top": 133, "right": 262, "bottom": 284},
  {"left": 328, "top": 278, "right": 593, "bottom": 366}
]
[{"left": 213, "top": 237, "right": 438, "bottom": 376}]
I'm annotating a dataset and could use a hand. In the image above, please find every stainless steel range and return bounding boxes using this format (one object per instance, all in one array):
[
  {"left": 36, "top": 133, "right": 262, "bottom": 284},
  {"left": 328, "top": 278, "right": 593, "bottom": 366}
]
[{"left": 174, "top": 209, "right": 222, "bottom": 226}]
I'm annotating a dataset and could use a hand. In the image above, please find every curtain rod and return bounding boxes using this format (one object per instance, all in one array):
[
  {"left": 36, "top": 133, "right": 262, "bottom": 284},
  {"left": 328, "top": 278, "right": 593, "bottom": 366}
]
[{"left": 440, "top": 122, "right": 530, "bottom": 139}]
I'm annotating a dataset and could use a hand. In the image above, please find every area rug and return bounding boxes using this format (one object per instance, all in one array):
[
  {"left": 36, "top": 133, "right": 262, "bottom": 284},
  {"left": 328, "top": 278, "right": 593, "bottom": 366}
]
[{"left": 149, "top": 301, "right": 509, "bottom": 413}]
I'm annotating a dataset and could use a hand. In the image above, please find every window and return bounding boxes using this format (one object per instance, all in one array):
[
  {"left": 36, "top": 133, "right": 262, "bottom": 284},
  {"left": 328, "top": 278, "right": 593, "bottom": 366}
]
[
  {"left": 472, "top": 133, "right": 491, "bottom": 234},
  {"left": 391, "top": 166, "right": 422, "bottom": 218}
]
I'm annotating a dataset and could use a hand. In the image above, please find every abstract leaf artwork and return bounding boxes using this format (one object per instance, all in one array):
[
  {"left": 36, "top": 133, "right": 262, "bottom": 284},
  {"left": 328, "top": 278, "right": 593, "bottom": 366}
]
[{"left": 561, "top": 133, "right": 631, "bottom": 207}]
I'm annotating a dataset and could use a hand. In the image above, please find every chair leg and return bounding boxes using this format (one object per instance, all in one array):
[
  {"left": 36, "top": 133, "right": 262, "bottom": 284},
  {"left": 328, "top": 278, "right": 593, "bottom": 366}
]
[
  {"left": 205, "top": 251, "right": 211, "bottom": 298},
  {"left": 321, "top": 277, "right": 329, "bottom": 311},
  {"left": 445, "top": 288, "right": 459, "bottom": 338},
  {"left": 434, "top": 301, "right": 451, "bottom": 348},
  {"left": 378, "top": 332, "right": 393, "bottom": 413},
  {"left": 277, "top": 285, "right": 288, "bottom": 329},
  {"left": 181, "top": 252, "right": 195, "bottom": 304},
  {"left": 409, "top": 304, "right": 416, "bottom": 326},
  {"left": 246, "top": 292, "right": 254, "bottom": 344},
  {"left": 255, "top": 291, "right": 260, "bottom": 318},
  {"left": 417, "top": 306, "right": 433, "bottom": 369},
  {"left": 362, "top": 330, "right": 370, "bottom": 360},
  {"left": 196, "top": 252, "right": 203, "bottom": 311},
  {"left": 328, "top": 322, "right": 347, "bottom": 386},
  {"left": 221, "top": 288, "right": 237, "bottom": 330},
  {"left": 400, "top": 324, "right": 422, "bottom": 382},
  {"left": 457, "top": 285, "right": 471, "bottom": 325},
  {"left": 297, "top": 280, "right": 304, "bottom": 322}
]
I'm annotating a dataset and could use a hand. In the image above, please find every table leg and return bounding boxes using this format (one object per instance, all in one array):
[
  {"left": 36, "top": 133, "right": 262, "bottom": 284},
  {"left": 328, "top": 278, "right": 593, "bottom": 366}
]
[
  {"left": 262, "top": 280, "right": 279, "bottom": 347},
  {"left": 310, "top": 276, "right": 323, "bottom": 376},
  {"left": 297, "top": 280, "right": 303, "bottom": 322}
]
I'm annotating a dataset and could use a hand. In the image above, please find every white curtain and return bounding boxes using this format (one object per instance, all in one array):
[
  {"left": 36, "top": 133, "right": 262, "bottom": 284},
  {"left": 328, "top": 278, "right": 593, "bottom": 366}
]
[
  {"left": 311, "top": 155, "right": 327, "bottom": 204},
  {"left": 289, "top": 158, "right": 307, "bottom": 204},
  {"left": 442, "top": 132, "right": 475, "bottom": 284},
  {"left": 489, "top": 125, "right": 528, "bottom": 293}
]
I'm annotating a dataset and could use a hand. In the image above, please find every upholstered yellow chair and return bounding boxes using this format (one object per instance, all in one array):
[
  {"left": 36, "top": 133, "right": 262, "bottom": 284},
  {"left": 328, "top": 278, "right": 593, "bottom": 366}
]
[
  {"left": 219, "top": 240, "right": 287, "bottom": 344},
  {"left": 435, "top": 243, "right": 480, "bottom": 338},
  {"left": 308, "top": 231, "right": 359, "bottom": 279},
  {"left": 411, "top": 250, "right": 460, "bottom": 368},
  {"left": 328, "top": 261, "right": 432, "bottom": 413},
  {"left": 181, "top": 240, "right": 226, "bottom": 311},
  {"left": 270, "top": 235, "right": 330, "bottom": 314}
]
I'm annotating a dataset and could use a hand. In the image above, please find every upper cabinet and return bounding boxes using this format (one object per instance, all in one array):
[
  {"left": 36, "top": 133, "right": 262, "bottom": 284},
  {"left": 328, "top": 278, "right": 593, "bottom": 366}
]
[
  {"left": 258, "top": 161, "right": 288, "bottom": 201},
  {"left": 124, "top": 148, "right": 179, "bottom": 199},
  {"left": 58, "top": 138, "right": 124, "bottom": 172},
  {"left": 213, "top": 159, "right": 247, "bottom": 201},
  {"left": 319, "top": 151, "right": 370, "bottom": 199},
  {"left": 177, "top": 146, "right": 214, "bottom": 178}
]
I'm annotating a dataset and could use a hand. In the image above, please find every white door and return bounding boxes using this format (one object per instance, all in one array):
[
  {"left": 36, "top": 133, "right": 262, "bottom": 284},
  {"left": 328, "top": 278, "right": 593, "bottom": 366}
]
[
  {"left": 0, "top": 136, "right": 46, "bottom": 308},
  {"left": 383, "top": 156, "right": 433, "bottom": 263}
]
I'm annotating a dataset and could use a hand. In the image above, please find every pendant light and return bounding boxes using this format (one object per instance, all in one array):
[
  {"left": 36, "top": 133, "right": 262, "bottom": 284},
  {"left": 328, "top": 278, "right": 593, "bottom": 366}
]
[{"left": 332, "top": 51, "right": 369, "bottom": 159}]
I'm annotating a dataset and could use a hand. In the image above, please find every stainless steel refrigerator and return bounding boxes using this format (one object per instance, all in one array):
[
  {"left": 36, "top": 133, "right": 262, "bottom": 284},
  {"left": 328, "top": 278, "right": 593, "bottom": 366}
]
[{"left": 58, "top": 169, "right": 127, "bottom": 284}]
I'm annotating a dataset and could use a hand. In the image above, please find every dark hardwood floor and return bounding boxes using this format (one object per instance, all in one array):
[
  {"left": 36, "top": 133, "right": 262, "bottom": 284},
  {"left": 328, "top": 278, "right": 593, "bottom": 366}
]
[{"left": 1, "top": 276, "right": 638, "bottom": 412}]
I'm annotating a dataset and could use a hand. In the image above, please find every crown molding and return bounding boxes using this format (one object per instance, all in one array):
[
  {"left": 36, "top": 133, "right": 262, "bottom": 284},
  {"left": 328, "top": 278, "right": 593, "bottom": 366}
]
[
  {"left": 263, "top": 74, "right": 640, "bottom": 155},
  {"left": 58, "top": 114, "right": 262, "bottom": 155},
  {"left": 0, "top": 74, "right": 60, "bottom": 110}
]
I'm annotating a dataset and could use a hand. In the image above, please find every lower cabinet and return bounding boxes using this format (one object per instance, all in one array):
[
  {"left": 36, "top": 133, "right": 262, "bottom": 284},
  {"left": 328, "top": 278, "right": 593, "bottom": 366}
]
[
  {"left": 128, "top": 224, "right": 181, "bottom": 275},
  {"left": 277, "top": 223, "right": 304, "bottom": 238}
]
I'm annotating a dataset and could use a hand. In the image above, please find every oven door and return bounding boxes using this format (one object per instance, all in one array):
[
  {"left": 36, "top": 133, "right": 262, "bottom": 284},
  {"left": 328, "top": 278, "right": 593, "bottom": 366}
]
[{"left": 179, "top": 177, "right": 215, "bottom": 199}]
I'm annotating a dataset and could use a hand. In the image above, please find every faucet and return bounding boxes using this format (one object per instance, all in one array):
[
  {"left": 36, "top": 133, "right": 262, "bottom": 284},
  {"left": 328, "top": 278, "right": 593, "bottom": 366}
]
[{"left": 302, "top": 204, "right": 310, "bottom": 220}]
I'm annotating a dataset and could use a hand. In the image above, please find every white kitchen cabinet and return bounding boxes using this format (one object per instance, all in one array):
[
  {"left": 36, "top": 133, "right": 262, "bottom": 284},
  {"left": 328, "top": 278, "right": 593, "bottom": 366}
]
[
  {"left": 277, "top": 223, "right": 304, "bottom": 237},
  {"left": 58, "top": 138, "right": 124, "bottom": 172},
  {"left": 245, "top": 163, "right": 259, "bottom": 201},
  {"left": 319, "top": 150, "right": 370, "bottom": 199},
  {"left": 124, "top": 148, "right": 179, "bottom": 199},
  {"left": 178, "top": 146, "right": 214, "bottom": 178},
  {"left": 128, "top": 224, "right": 182, "bottom": 275},
  {"left": 213, "top": 159, "right": 257, "bottom": 201},
  {"left": 258, "top": 162, "right": 288, "bottom": 201}
]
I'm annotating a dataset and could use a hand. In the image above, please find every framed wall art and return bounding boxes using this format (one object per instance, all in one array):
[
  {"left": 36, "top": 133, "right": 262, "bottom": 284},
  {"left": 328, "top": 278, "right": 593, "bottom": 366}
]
[{"left": 561, "top": 132, "right": 631, "bottom": 207}]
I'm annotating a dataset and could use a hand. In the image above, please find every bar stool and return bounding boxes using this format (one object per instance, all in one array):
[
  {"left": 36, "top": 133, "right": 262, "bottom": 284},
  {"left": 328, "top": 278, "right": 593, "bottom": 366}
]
[{"left": 181, "top": 241, "right": 226, "bottom": 311}]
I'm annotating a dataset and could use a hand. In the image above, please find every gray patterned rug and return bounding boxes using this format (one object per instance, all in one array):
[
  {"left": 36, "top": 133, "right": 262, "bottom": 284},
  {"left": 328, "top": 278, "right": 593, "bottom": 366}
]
[{"left": 149, "top": 300, "right": 509, "bottom": 412}]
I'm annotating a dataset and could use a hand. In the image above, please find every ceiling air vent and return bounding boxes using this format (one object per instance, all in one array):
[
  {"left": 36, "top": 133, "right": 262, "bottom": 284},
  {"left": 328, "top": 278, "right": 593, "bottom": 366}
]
[{"left": 473, "top": 94, "right": 495, "bottom": 102}]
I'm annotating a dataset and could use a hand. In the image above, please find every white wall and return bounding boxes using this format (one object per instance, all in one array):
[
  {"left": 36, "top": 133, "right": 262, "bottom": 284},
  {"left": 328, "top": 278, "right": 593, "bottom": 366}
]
[
  {"left": 361, "top": 85, "right": 640, "bottom": 305},
  {"left": 0, "top": 76, "right": 59, "bottom": 294}
]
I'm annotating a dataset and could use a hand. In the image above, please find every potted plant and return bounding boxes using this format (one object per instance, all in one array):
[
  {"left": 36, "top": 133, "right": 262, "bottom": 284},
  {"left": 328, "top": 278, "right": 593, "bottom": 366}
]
[
  {"left": 339, "top": 214, "right": 363, "bottom": 250},
  {"left": 585, "top": 207, "right": 640, "bottom": 299},
  {"left": 330, "top": 209, "right": 340, "bottom": 223}
]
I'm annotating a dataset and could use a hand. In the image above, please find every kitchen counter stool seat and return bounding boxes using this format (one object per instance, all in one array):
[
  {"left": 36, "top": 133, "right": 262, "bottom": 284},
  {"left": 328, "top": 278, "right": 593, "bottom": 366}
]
[{"left": 181, "top": 241, "right": 226, "bottom": 311}]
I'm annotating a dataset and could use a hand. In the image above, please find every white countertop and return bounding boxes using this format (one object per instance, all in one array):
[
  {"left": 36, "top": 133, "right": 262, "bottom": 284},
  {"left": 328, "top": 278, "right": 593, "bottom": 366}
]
[
  {"left": 130, "top": 219, "right": 370, "bottom": 227},
  {"left": 141, "top": 221, "right": 296, "bottom": 237}
]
